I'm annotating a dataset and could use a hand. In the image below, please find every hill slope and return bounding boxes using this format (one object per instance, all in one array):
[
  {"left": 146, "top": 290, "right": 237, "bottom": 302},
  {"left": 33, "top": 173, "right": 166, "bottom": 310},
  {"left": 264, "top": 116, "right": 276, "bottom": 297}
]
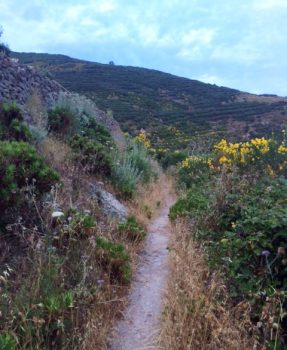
[{"left": 13, "top": 52, "right": 287, "bottom": 150}]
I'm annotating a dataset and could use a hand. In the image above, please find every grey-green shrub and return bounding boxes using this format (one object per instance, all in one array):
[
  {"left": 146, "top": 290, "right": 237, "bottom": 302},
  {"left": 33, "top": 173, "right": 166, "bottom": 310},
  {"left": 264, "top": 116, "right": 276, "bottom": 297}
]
[{"left": 111, "top": 156, "right": 142, "bottom": 198}]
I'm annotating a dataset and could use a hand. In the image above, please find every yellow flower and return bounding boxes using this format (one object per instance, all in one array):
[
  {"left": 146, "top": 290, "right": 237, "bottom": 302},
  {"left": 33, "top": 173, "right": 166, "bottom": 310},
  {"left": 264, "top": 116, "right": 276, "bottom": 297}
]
[{"left": 278, "top": 144, "right": 287, "bottom": 154}]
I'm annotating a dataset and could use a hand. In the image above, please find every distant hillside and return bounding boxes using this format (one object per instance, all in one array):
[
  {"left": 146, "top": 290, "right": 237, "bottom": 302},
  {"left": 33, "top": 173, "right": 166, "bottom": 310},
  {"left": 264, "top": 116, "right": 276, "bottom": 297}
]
[{"left": 13, "top": 51, "right": 287, "bottom": 150}]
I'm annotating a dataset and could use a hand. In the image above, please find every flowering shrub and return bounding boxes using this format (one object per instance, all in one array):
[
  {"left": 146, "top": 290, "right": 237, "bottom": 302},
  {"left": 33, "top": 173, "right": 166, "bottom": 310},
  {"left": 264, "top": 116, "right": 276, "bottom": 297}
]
[
  {"left": 134, "top": 131, "right": 151, "bottom": 149},
  {"left": 213, "top": 137, "right": 287, "bottom": 176},
  {"left": 171, "top": 131, "right": 287, "bottom": 347},
  {"left": 178, "top": 155, "right": 212, "bottom": 187}
]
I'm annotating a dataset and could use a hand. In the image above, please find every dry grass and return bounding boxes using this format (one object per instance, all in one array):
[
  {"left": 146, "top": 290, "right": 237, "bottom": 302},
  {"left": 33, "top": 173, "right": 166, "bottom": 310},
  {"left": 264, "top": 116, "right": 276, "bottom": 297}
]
[
  {"left": 160, "top": 220, "right": 257, "bottom": 350},
  {"left": 127, "top": 167, "right": 175, "bottom": 228}
]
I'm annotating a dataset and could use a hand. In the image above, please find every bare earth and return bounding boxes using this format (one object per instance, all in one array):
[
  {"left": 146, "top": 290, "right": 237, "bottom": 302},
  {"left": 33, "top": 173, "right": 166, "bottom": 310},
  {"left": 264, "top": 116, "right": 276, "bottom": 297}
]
[{"left": 108, "top": 186, "right": 174, "bottom": 350}]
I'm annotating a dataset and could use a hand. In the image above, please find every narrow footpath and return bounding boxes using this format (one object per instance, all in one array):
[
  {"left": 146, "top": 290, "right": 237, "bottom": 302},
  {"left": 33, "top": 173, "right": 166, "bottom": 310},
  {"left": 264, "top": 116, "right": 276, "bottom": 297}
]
[{"left": 108, "top": 182, "right": 174, "bottom": 350}]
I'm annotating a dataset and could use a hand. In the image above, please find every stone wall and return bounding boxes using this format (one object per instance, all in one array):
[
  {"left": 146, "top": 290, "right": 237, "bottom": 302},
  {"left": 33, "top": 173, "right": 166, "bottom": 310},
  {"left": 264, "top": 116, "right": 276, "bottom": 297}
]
[{"left": 0, "top": 56, "right": 125, "bottom": 147}]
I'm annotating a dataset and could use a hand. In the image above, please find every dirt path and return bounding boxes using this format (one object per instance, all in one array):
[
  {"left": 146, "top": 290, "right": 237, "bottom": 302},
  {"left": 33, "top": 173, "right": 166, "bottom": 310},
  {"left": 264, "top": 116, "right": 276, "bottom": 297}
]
[{"left": 108, "top": 183, "right": 174, "bottom": 350}]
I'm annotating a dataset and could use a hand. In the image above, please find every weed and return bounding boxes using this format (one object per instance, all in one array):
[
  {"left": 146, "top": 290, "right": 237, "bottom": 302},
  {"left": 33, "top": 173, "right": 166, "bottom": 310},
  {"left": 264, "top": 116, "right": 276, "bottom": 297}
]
[
  {"left": 118, "top": 216, "right": 146, "bottom": 242},
  {"left": 96, "top": 236, "right": 131, "bottom": 283}
]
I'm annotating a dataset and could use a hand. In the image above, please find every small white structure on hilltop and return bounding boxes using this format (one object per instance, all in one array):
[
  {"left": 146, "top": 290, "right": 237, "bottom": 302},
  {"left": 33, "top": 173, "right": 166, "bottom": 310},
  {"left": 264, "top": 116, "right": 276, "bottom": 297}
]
[{"left": 10, "top": 57, "right": 19, "bottom": 63}]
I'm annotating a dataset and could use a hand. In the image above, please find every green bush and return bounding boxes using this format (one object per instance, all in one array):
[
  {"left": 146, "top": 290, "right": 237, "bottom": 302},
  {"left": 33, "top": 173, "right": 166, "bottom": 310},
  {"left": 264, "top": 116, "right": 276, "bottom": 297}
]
[
  {"left": 0, "top": 333, "right": 17, "bottom": 350},
  {"left": 169, "top": 186, "right": 209, "bottom": 220},
  {"left": 210, "top": 177, "right": 287, "bottom": 295},
  {"left": 0, "top": 102, "right": 31, "bottom": 141},
  {"left": 111, "top": 157, "right": 142, "bottom": 198},
  {"left": 111, "top": 139, "right": 155, "bottom": 198},
  {"left": 118, "top": 216, "right": 146, "bottom": 241},
  {"left": 0, "top": 141, "right": 59, "bottom": 213},
  {"left": 81, "top": 117, "right": 113, "bottom": 146},
  {"left": 160, "top": 150, "right": 188, "bottom": 169},
  {"left": 96, "top": 236, "right": 131, "bottom": 283},
  {"left": 48, "top": 106, "right": 79, "bottom": 137},
  {"left": 126, "top": 141, "right": 154, "bottom": 183},
  {"left": 69, "top": 135, "right": 112, "bottom": 175}
]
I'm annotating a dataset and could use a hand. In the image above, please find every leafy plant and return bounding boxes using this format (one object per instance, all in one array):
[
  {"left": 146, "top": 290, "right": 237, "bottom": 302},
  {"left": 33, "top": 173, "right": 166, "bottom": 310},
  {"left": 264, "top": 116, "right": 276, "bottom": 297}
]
[
  {"left": 0, "top": 141, "right": 59, "bottom": 213},
  {"left": 118, "top": 216, "right": 146, "bottom": 241},
  {"left": 0, "top": 102, "right": 31, "bottom": 141},
  {"left": 69, "top": 135, "right": 112, "bottom": 175},
  {"left": 96, "top": 236, "right": 131, "bottom": 283},
  {"left": 111, "top": 156, "right": 142, "bottom": 198},
  {"left": 0, "top": 333, "right": 17, "bottom": 350},
  {"left": 48, "top": 106, "right": 79, "bottom": 137}
]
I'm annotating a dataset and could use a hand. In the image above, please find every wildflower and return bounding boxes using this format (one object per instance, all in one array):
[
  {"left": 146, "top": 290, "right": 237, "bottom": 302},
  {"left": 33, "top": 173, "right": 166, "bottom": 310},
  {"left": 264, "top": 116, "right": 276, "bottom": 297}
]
[
  {"left": 80, "top": 255, "right": 90, "bottom": 261},
  {"left": 52, "top": 211, "right": 64, "bottom": 218},
  {"left": 261, "top": 250, "right": 271, "bottom": 257}
]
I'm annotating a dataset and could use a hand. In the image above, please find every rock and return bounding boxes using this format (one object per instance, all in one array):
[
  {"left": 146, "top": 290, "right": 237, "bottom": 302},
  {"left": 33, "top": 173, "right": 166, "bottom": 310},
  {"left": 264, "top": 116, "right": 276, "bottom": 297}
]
[{"left": 90, "top": 183, "right": 128, "bottom": 221}]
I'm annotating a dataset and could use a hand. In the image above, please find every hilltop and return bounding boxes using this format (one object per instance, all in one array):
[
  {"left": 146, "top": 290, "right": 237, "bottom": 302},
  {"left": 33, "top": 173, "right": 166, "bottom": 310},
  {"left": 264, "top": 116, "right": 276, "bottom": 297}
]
[{"left": 12, "top": 51, "right": 287, "bottom": 150}]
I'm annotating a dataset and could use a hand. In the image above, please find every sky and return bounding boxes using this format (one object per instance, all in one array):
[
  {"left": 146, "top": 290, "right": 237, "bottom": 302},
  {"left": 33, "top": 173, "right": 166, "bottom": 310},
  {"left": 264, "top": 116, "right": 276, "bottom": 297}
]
[{"left": 1, "top": 0, "right": 287, "bottom": 96}]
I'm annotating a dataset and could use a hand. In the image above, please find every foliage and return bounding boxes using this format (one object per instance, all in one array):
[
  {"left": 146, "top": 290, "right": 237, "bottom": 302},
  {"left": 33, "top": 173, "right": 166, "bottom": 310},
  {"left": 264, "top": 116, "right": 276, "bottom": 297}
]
[
  {"left": 111, "top": 156, "right": 142, "bottom": 199},
  {"left": 13, "top": 51, "right": 287, "bottom": 151},
  {"left": 118, "top": 216, "right": 146, "bottom": 241},
  {"left": 171, "top": 132, "right": 287, "bottom": 347},
  {"left": 126, "top": 140, "right": 154, "bottom": 183},
  {"left": 213, "top": 136, "right": 287, "bottom": 176},
  {"left": 0, "top": 333, "right": 17, "bottom": 350},
  {"left": 134, "top": 131, "right": 151, "bottom": 149},
  {"left": 95, "top": 236, "right": 131, "bottom": 283},
  {"left": 69, "top": 135, "right": 112, "bottom": 175},
  {"left": 169, "top": 186, "right": 209, "bottom": 220},
  {"left": 0, "top": 141, "right": 59, "bottom": 213},
  {"left": 48, "top": 106, "right": 79, "bottom": 137},
  {"left": 0, "top": 102, "right": 31, "bottom": 142},
  {"left": 159, "top": 149, "right": 188, "bottom": 169},
  {"left": 111, "top": 139, "right": 155, "bottom": 198},
  {"left": 178, "top": 154, "right": 212, "bottom": 188}
]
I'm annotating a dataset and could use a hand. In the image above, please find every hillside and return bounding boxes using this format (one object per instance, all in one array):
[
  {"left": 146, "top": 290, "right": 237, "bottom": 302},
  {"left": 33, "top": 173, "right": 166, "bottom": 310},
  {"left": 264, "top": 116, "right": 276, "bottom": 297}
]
[{"left": 12, "top": 51, "right": 287, "bottom": 150}]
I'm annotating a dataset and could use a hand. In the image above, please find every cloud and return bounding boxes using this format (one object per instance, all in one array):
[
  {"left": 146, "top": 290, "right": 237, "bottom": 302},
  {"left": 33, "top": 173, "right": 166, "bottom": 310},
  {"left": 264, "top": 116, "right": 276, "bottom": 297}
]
[
  {"left": 196, "top": 73, "right": 226, "bottom": 86},
  {"left": 0, "top": 0, "right": 287, "bottom": 95}
]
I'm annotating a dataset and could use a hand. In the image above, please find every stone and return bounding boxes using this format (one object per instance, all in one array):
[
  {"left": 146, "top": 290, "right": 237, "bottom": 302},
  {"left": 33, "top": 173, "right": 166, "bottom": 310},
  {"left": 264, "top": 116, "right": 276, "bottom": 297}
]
[{"left": 90, "top": 183, "right": 128, "bottom": 221}]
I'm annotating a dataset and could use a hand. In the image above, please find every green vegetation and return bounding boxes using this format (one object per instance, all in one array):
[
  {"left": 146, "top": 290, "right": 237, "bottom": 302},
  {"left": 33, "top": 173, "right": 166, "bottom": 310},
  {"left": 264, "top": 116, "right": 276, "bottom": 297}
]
[
  {"left": 0, "top": 141, "right": 59, "bottom": 214},
  {"left": 118, "top": 216, "right": 146, "bottom": 241},
  {"left": 0, "top": 103, "right": 59, "bottom": 225},
  {"left": 48, "top": 106, "right": 79, "bottom": 136},
  {"left": 170, "top": 132, "right": 287, "bottom": 347},
  {"left": 111, "top": 138, "right": 155, "bottom": 198},
  {"left": 0, "top": 102, "right": 31, "bottom": 141},
  {"left": 12, "top": 51, "right": 287, "bottom": 154},
  {"left": 95, "top": 236, "right": 131, "bottom": 283}
]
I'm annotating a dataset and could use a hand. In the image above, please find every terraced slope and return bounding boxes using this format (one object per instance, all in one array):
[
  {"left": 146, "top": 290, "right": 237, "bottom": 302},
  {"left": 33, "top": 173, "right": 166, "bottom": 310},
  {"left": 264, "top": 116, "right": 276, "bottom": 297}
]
[{"left": 13, "top": 52, "right": 287, "bottom": 150}]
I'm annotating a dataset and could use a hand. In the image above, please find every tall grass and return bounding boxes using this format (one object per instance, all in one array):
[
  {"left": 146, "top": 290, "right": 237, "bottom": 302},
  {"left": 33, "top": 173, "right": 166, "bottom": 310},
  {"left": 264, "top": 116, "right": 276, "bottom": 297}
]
[{"left": 160, "top": 220, "right": 254, "bottom": 350}]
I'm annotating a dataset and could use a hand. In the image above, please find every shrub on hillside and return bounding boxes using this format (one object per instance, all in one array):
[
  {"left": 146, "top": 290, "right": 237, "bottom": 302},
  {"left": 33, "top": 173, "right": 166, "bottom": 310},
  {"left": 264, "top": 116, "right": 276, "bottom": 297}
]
[
  {"left": 0, "top": 141, "right": 59, "bottom": 214},
  {"left": 127, "top": 141, "right": 154, "bottom": 183},
  {"left": 111, "top": 157, "right": 142, "bottom": 199},
  {"left": 0, "top": 102, "right": 31, "bottom": 141},
  {"left": 171, "top": 132, "right": 287, "bottom": 347},
  {"left": 117, "top": 216, "right": 146, "bottom": 241},
  {"left": 69, "top": 135, "right": 112, "bottom": 175},
  {"left": 95, "top": 236, "right": 131, "bottom": 283},
  {"left": 48, "top": 106, "right": 79, "bottom": 137},
  {"left": 160, "top": 150, "right": 188, "bottom": 169}
]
